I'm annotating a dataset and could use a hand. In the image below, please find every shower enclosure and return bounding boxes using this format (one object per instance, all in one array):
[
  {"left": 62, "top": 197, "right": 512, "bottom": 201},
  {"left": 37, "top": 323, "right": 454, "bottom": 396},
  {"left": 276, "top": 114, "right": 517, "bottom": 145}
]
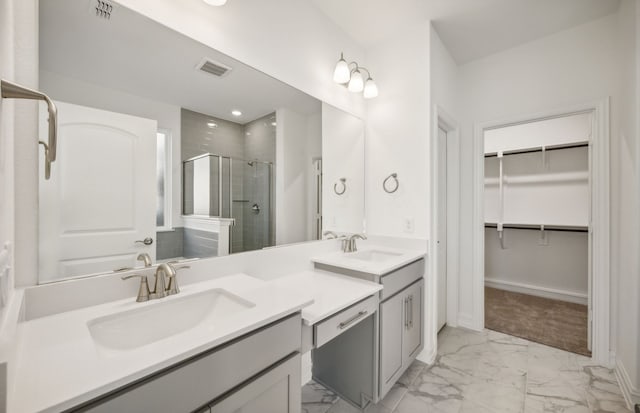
[{"left": 183, "top": 154, "right": 274, "bottom": 254}]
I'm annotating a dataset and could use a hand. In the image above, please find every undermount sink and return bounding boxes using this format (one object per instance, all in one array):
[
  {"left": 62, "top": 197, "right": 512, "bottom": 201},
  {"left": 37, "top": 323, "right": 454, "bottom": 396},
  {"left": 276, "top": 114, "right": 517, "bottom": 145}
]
[
  {"left": 346, "top": 250, "right": 402, "bottom": 263},
  {"left": 88, "top": 289, "right": 254, "bottom": 351}
]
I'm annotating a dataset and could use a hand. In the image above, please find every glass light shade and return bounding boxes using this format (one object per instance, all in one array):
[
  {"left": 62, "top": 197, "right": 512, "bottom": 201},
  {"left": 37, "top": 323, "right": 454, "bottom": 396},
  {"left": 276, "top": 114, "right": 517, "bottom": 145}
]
[
  {"left": 203, "top": 0, "right": 228, "bottom": 5},
  {"left": 363, "top": 78, "right": 378, "bottom": 98},
  {"left": 348, "top": 70, "right": 364, "bottom": 93},
  {"left": 333, "top": 58, "right": 350, "bottom": 84}
]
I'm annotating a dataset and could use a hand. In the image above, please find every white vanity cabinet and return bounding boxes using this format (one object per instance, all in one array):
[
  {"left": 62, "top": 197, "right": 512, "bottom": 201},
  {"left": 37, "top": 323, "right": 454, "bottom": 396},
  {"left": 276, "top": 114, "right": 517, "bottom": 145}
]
[
  {"left": 313, "top": 258, "right": 425, "bottom": 403},
  {"left": 72, "top": 314, "right": 302, "bottom": 413}
]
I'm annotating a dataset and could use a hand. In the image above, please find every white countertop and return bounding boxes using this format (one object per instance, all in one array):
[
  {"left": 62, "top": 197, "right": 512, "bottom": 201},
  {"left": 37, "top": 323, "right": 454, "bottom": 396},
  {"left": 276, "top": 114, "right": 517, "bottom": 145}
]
[
  {"left": 267, "top": 270, "right": 382, "bottom": 325},
  {"left": 10, "top": 273, "right": 313, "bottom": 413},
  {"left": 310, "top": 246, "right": 426, "bottom": 276}
]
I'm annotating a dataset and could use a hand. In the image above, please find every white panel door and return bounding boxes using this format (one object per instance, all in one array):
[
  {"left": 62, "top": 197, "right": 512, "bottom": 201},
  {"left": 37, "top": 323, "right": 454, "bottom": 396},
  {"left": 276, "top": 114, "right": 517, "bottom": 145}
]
[
  {"left": 39, "top": 101, "right": 157, "bottom": 282},
  {"left": 437, "top": 127, "right": 448, "bottom": 331}
]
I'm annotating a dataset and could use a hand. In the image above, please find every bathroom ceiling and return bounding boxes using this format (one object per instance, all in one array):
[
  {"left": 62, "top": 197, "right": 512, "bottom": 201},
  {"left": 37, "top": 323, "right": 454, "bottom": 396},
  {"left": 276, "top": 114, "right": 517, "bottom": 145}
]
[
  {"left": 310, "top": 0, "right": 621, "bottom": 64},
  {"left": 40, "top": 0, "right": 321, "bottom": 124}
]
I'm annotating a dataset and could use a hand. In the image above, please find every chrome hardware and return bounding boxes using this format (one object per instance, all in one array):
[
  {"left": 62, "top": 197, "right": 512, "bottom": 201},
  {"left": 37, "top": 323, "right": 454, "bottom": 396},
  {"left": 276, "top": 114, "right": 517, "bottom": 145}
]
[
  {"left": 121, "top": 274, "right": 150, "bottom": 302},
  {"left": 135, "top": 237, "right": 154, "bottom": 246},
  {"left": 122, "top": 262, "right": 190, "bottom": 302},
  {"left": 137, "top": 253, "right": 153, "bottom": 267},
  {"left": 343, "top": 233, "right": 367, "bottom": 253},
  {"left": 383, "top": 173, "right": 399, "bottom": 194},
  {"left": 150, "top": 264, "right": 169, "bottom": 299},
  {"left": 164, "top": 262, "right": 191, "bottom": 296},
  {"left": 323, "top": 230, "right": 339, "bottom": 239},
  {"left": 404, "top": 298, "right": 409, "bottom": 329},
  {"left": 338, "top": 310, "right": 368, "bottom": 330},
  {"left": 409, "top": 295, "right": 414, "bottom": 328},
  {"left": 113, "top": 266, "right": 134, "bottom": 272},
  {"left": 1, "top": 79, "right": 58, "bottom": 179},
  {"left": 333, "top": 178, "right": 347, "bottom": 195}
]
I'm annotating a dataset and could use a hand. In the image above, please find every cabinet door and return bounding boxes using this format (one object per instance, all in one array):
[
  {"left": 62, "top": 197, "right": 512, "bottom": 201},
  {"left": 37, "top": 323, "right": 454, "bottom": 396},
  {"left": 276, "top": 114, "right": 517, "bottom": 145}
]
[
  {"left": 379, "top": 292, "right": 405, "bottom": 397},
  {"left": 210, "top": 354, "right": 301, "bottom": 413},
  {"left": 403, "top": 280, "right": 423, "bottom": 364}
]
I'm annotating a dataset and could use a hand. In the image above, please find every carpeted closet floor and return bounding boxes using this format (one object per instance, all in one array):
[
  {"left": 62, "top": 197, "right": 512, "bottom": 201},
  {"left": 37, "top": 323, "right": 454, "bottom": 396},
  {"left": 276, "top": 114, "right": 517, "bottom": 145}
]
[{"left": 484, "top": 287, "right": 591, "bottom": 356}]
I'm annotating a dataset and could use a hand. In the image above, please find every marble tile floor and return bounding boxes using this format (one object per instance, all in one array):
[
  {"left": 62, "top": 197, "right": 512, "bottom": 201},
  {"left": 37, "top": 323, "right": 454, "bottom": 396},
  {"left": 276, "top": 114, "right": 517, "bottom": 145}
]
[{"left": 302, "top": 326, "right": 630, "bottom": 413}]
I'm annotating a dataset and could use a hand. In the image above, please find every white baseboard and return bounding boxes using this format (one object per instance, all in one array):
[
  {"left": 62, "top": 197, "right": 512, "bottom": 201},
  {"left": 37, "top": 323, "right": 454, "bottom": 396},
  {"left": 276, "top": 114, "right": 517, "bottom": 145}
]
[
  {"left": 485, "top": 278, "right": 588, "bottom": 305},
  {"left": 416, "top": 345, "right": 437, "bottom": 364},
  {"left": 615, "top": 357, "right": 640, "bottom": 409},
  {"left": 457, "top": 313, "right": 480, "bottom": 331}
]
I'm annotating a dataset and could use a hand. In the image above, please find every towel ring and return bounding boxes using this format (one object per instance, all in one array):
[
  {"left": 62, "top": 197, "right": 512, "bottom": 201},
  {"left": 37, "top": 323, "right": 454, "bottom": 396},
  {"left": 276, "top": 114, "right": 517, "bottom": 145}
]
[
  {"left": 334, "top": 178, "right": 347, "bottom": 195},
  {"left": 383, "top": 173, "right": 399, "bottom": 193}
]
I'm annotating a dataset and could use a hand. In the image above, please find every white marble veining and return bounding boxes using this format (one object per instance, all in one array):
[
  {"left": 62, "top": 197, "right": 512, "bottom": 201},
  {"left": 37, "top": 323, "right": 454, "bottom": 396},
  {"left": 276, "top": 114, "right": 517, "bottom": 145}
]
[
  {"left": 310, "top": 246, "right": 425, "bottom": 276},
  {"left": 303, "top": 327, "right": 631, "bottom": 413}
]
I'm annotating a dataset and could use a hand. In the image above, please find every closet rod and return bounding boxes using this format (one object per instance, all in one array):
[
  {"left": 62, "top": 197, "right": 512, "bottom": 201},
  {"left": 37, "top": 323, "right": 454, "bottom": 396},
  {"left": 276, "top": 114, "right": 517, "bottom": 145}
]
[
  {"left": 484, "top": 223, "right": 588, "bottom": 233},
  {"left": 484, "top": 142, "right": 588, "bottom": 158}
]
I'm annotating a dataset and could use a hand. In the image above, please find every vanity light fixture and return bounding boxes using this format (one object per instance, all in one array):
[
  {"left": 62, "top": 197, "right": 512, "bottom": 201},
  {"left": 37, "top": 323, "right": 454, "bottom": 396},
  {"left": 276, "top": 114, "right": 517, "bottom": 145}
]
[
  {"left": 203, "top": 0, "right": 228, "bottom": 6},
  {"left": 231, "top": 110, "right": 242, "bottom": 117},
  {"left": 333, "top": 52, "right": 378, "bottom": 98}
]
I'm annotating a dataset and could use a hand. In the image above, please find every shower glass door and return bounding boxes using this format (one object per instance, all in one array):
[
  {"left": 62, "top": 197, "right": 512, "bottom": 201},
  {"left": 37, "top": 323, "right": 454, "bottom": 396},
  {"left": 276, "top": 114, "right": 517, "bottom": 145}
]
[{"left": 231, "top": 160, "right": 273, "bottom": 253}]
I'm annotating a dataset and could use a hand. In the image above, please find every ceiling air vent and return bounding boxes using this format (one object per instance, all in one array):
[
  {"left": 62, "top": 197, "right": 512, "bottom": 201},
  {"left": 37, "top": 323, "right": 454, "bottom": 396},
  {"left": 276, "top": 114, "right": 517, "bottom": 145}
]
[
  {"left": 196, "top": 58, "right": 232, "bottom": 78},
  {"left": 93, "top": 0, "right": 114, "bottom": 19}
]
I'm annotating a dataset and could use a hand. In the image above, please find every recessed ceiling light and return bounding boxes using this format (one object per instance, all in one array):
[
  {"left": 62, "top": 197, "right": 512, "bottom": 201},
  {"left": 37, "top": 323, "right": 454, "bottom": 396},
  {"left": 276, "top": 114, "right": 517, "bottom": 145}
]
[
  {"left": 203, "top": 0, "right": 227, "bottom": 6},
  {"left": 231, "top": 110, "right": 242, "bottom": 117}
]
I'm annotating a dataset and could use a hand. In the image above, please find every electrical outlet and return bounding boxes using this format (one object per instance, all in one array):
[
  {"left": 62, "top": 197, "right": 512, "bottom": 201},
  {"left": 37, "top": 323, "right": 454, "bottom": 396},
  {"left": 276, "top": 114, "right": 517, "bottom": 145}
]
[{"left": 403, "top": 217, "right": 414, "bottom": 233}]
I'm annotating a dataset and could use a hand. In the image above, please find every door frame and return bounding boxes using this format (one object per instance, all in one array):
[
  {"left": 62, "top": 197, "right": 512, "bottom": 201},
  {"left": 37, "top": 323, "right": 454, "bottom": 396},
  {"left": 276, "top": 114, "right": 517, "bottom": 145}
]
[
  {"left": 430, "top": 105, "right": 461, "bottom": 341},
  {"left": 471, "top": 98, "right": 611, "bottom": 366}
]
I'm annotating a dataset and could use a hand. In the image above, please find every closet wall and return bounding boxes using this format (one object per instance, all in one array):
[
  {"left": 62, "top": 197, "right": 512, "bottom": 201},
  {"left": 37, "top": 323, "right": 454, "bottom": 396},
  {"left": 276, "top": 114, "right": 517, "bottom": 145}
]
[{"left": 484, "top": 113, "right": 590, "bottom": 304}]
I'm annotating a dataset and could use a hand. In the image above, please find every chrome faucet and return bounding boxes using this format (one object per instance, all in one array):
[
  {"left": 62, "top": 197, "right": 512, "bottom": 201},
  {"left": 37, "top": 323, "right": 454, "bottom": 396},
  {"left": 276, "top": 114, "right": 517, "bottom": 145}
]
[
  {"left": 343, "top": 233, "right": 367, "bottom": 253},
  {"left": 323, "top": 230, "right": 339, "bottom": 239},
  {"left": 122, "top": 262, "right": 191, "bottom": 302},
  {"left": 137, "top": 253, "right": 153, "bottom": 268}
]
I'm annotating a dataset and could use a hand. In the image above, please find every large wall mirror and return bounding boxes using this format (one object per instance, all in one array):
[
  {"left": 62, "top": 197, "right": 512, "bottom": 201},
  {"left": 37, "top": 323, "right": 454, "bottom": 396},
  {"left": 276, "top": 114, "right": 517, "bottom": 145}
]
[{"left": 37, "top": 0, "right": 365, "bottom": 283}]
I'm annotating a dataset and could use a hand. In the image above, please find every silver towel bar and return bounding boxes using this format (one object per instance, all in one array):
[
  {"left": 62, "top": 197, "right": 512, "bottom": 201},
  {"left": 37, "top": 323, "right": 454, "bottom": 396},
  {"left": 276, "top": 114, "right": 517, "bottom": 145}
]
[{"left": 1, "top": 79, "right": 58, "bottom": 179}]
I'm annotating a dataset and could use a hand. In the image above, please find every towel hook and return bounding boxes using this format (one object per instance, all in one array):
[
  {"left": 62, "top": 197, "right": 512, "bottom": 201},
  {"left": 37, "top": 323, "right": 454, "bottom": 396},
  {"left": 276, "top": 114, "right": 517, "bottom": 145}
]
[
  {"left": 334, "top": 178, "right": 347, "bottom": 195},
  {"left": 383, "top": 173, "right": 399, "bottom": 193}
]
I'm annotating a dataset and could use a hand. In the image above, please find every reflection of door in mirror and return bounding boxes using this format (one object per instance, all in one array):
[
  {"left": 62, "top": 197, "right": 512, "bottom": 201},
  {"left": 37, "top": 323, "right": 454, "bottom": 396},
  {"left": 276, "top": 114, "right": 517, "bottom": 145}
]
[{"left": 38, "top": 102, "right": 157, "bottom": 282}]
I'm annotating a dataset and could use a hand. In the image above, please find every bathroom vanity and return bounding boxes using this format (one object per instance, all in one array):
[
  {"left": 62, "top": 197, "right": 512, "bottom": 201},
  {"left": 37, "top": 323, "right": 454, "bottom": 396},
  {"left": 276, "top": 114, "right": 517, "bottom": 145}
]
[
  {"left": 310, "top": 248, "right": 425, "bottom": 408},
  {"left": 5, "top": 244, "right": 425, "bottom": 413}
]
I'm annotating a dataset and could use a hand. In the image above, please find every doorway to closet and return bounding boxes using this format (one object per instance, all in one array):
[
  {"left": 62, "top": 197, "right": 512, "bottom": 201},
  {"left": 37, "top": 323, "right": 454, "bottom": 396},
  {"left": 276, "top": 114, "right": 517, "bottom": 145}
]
[{"left": 482, "top": 112, "right": 592, "bottom": 356}]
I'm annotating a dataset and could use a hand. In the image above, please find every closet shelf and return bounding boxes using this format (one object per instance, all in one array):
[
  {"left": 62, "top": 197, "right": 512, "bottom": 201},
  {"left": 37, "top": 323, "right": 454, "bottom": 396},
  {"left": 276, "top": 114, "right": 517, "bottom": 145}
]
[
  {"left": 484, "top": 171, "right": 588, "bottom": 185},
  {"left": 484, "top": 141, "right": 588, "bottom": 158},
  {"left": 484, "top": 222, "right": 588, "bottom": 233}
]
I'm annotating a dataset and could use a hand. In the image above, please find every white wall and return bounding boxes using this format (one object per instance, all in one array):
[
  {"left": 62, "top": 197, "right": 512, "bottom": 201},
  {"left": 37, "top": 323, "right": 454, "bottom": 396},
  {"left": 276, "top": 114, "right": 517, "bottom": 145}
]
[
  {"left": 321, "top": 103, "right": 365, "bottom": 234},
  {"left": 275, "top": 108, "right": 312, "bottom": 245},
  {"left": 453, "top": 9, "right": 640, "bottom": 401},
  {"left": 306, "top": 112, "right": 322, "bottom": 241},
  {"left": 365, "top": 21, "right": 432, "bottom": 362},
  {"left": 39, "top": 71, "right": 183, "bottom": 229},
  {"left": 365, "top": 22, "right": 431, "bottom": 239},
  {"left": 613, "top": 0, "right": 640, "bottom": 405}
]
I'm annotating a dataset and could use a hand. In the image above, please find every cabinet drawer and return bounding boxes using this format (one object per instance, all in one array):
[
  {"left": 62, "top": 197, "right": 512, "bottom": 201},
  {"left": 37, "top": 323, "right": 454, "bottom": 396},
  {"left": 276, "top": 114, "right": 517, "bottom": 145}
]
[
  {"left": 75, "top": 314, "right": 301, "bottom": 413},
  {"left": 380, "top": 259, "right": 424, "bottom": 301},
  {"left": 314, "top": 295, "right": 377, "bottom": 348}
]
